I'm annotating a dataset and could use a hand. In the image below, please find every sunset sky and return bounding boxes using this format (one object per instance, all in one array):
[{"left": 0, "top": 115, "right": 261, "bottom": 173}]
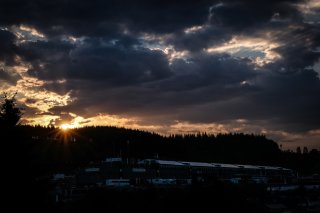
[{"left": 1, "top": 0, "right": 320, "bottom": 149}]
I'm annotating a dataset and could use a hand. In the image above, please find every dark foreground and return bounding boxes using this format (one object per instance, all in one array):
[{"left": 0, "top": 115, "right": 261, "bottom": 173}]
[
  {"left": 40, "top": 183, "right": 318, "bottom": 213},
  {"left": 3, "top": 126, "right": 320, "bottom": 212},
  {"left": 54, "top": 184, "right": 266, "bottom": 213}
]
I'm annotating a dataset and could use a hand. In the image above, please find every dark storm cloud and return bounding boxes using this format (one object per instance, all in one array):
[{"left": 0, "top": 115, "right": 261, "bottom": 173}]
[
  {"left": 252, "top": 69, "right": 320, "bottom": 132},
  {"left": 178, "top": 68, "right": 320, "bottom": 129},
  {"left": 20, "top": 39, "right": 74, "bottom": 63},
  {"left": 0, "top": 29, "right": 18, "bottom": 64},
  {"left": 209, "top": 0, "right": 303, "bottom": 30},
  {"left": 159, "top": 54, "right": 257, "bottom": 91},
  {"left": 164, "top": 0, "right": 305, "bottom": 52},
  {"left": 1, "top": 0, "right": 320, "bottom": 138},
  {"left": 24, "top": 37, "right": 172, "bottom": 85},
  {"left": 269, "top": 25, "right": 320, "bottom": 70},
  {"left": 48, "top": 50, "right": 320, "bottom": 134},
  {"left": 0, "top": 0, "right": 213, "bottom": 37},
  {"left": 0, "top": 68, "right": 21, "bottom": 85},
  {"left": 48, "top": 53, "right": 258, "bottom": 119},
  {"left": 168, "top": 26, "right": 233, "bottom": 52}
]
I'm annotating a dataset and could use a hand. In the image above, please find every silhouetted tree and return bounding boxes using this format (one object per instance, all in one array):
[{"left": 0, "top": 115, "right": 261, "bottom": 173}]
[
  {"left": 296, "top": 146, "right": 302, "bottom": 154},
  {"left": 0, "top": 92, "right": 23, "bottom": 128}
]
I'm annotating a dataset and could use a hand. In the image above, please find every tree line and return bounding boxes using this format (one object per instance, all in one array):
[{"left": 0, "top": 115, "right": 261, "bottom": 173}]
[
  {"left": 1, "top": 93, "right": 319, "bottom": 176},
  {"left": 2, "top": 92, "right": 320, "bottom": 212}
]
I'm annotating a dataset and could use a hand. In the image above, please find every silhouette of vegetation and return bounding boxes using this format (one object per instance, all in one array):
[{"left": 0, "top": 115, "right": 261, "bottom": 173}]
[
  {"left": 2, "top": 101, "right": 319, "bottom": 212},
  {"left": 8, "top": 125, "right": 319, "bottom": 176},
  {"left": 0, "top": 92, "right": 23, "bottom": 129},
  {"left": 4, "top": 123, "right": 320, "bottom": 212}
]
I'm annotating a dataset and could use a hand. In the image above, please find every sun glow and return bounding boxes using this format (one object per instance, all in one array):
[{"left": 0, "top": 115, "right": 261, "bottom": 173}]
[{"left": 60, "top": 123, "right": 76, "bottom": 130}]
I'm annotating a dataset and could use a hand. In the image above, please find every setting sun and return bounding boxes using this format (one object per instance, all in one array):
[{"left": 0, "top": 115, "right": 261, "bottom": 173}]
[{"left": 60, "top": 123, "right": 76, "bottom": 130}]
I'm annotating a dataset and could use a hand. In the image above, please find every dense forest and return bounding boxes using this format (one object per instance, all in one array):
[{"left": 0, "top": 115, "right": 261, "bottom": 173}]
[
  {"left": 2, "top": 94, "right": 320, "bottom": 212},
  {"left": 4, "top": 125, "right": 320, "bottom": 176},
  {"left": 2, "top": 93, "right": 319, "bottom": 177}
]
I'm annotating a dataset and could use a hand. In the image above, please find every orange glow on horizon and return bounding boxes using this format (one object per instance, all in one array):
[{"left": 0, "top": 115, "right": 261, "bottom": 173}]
[{"left": 60, "top": 123, "right": 76, "bottom": 130}]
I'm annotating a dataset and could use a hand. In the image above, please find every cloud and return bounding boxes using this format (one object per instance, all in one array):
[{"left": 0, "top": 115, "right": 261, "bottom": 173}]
[
  {"left": 206, "top": 36, "right": 281, "bottom": 66},
  {"left": 0, "top": 0, "right": 320, "bottom": 149},
  {"left": 0, "top": 29, "right": 18, "bottom": 64},
  {"left": 0, "top": 0, "right": 214, "bottom": 37},
  {"left": 267, "top": 25, "right": 320, "bottom": 70},
  {"left": 44, "top": 52, "right": 259, "bottom": 127},
  {"left": 0, "top": 68, "right": 21, "bottom": 85},
  {"left": 22, "top": 37, "right": 172, "bottom": 87},
  {"left": 168, "top": 25, "right": 233, "bottom": 52},
  {"left": 208, "top": 0, "right": 303, "bottom": 30}
]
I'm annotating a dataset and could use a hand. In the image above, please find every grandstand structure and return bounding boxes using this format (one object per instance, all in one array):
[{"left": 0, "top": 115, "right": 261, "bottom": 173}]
[{"left": 76, "top": 158, "right": 295, "bottom": 186}]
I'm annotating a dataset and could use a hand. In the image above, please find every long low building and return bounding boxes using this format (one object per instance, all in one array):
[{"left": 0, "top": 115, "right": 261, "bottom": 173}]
[
  {"left": 137, "top": 159, "right": 294, "bottom": 180},
  {"left": 74, "top": 158, "right": 296, "bottom": 186}
]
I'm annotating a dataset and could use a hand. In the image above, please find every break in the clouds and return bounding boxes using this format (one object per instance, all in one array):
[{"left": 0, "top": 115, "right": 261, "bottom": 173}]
[{"left": 1, "top": 0, "right": 320, "bottom": 149}]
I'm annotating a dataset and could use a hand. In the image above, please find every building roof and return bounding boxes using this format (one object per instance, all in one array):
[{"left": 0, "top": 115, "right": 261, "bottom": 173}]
[
  {"left": 156, "top": 160, "right": 186, "bottom": 166},
  {"left": 138, "top": 159, "right": 185, "bottom": 166},
  {"left": 211, "top": 163, "right": 240, "bottom": 169},
  {"left": 138, "top": 159, "right": 293, "bottom": 171},
  {"left": 235, "top": 164, "right": 261, "bottom": 169},
  {"left": 181, "top": 161, "right": 215, "bottom": 167}
]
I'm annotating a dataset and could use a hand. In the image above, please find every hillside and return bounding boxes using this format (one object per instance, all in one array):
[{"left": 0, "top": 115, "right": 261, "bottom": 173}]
[{"left": 4, "top": 125, "right": 319, "bottom": 175}]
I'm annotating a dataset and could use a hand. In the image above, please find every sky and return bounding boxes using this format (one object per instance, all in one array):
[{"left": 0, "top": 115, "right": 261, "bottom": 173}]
[{"left": 1, "top": 0, "right": 320, "bottom": 149}]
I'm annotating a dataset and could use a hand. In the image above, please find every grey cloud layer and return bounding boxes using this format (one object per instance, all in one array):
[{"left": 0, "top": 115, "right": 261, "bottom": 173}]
[
  {"left": 0, "top": 30, "right": 18, "bottom": 65},
  {"left": 0, "top": 0, "right": 320, "bottom": 135}
]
